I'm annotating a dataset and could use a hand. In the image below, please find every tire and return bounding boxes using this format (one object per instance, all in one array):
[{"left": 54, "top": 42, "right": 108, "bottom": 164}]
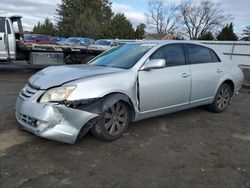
[
  {"left": 76, "top": 117, "right": 99, "bottom": 142},
  {"left": 91, "top": 101, "right": 130, "bottom": 141},
  {"left": 209, "top": 83, "right": 232, "bottom": 113}
]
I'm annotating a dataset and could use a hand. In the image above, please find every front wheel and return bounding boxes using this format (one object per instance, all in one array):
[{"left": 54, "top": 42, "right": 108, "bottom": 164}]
[
  {"left": 209, "top": 83, "right": 232, "bottom": 113},
  {"left": 91, "top": 101, "right": 130, "bottom": 141}
]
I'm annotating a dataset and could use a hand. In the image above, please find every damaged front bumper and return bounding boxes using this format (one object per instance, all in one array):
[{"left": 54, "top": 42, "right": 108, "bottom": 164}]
[{"left": 15, "top": 92, "right": 99, "bottom": 144}]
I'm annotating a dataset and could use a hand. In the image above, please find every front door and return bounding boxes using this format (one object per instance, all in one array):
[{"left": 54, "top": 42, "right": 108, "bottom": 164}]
[
  {"left": 138, "top": 44, "right": 191, "bottom": 115},
  {"left": 0, "top": 17, "right": 7, "bottom": 60},
  {"left": 0, "top": 17, "right": 16, "bottom": 60}
]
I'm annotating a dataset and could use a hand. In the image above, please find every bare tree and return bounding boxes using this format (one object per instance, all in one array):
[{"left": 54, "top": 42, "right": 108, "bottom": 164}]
[
  {"left": 243, "top": 26, "right": 250, "bottom": 36},
  {"left": 179, "top": 0, "right": 229, "bottom": 40},
  {"left": 145, "top": 0, "right": 180, "bottom": 34},
  {"left": 242, "top": 26, "right": 250, "bottom": 41}
]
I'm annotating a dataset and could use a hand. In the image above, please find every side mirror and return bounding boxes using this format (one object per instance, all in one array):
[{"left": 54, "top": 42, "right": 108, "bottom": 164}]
[{"left": 141, "top": 59, "right": 166, "bottom": 71}]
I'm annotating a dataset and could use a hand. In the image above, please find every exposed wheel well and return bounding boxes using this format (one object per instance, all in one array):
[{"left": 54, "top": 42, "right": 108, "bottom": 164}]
[
  {"left": 101, "top": 92, "right": 136, "bottom": 122},
  {"left": 222, "top": 80, "right": 234, "bottom": 96},
  {"left": 119, "top": 100, "right": 136, "bottom": 122}
]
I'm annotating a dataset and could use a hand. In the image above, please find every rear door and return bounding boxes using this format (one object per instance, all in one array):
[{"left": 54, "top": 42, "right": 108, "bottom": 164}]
[
  {"left": 6, "top": 18, "right": 16, "bottom": 60},
  {"left": 186, "top": 44, "right": 223, "bottom": 104}
]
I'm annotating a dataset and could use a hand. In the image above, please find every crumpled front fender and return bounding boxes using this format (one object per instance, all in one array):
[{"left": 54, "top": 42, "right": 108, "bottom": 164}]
[{"left": 15, "top": 95, "right": 99, "bottom": 144}]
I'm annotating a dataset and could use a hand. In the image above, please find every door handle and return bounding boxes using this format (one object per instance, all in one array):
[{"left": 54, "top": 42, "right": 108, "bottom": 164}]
[
  {"left": 0, "top": 37, "right": 2, "bottom": 40},
  {"left": 181, "top": 73, "right": 190, "bottom": 78},
  {"left": 217, "top": 69, "right": 223, "bottom": 73}
]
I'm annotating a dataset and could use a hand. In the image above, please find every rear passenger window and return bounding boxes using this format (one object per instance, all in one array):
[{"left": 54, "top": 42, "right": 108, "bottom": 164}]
[
  {"left": 0, "top": 17, "right": 5, "bottom": 32},
  {"left": 210, "top": 50, "right": 221, "bottom": 62},
  {"left": 150, "top": 44, "right": 185, "bottom": 67},
  {"left": 187, "top": 44, "right": 213, "bottom": 64}
]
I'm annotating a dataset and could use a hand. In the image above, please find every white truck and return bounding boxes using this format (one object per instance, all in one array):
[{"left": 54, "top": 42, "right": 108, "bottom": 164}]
[{"left": 0, "top": 16, "right": 24, "bottom": 61}]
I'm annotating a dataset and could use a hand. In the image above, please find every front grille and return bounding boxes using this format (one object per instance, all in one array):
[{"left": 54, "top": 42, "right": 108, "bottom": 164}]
[
  {"left": 20, "top": 84, "right": 39, "bottom": 99},
  {"left": 17, "top": 113, "right": 37, "bottom": 127}
]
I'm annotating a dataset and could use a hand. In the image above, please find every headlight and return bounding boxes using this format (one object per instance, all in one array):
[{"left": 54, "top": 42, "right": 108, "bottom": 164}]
[{"left": 39, "top": 86, "right": 76, "bottom": 103}]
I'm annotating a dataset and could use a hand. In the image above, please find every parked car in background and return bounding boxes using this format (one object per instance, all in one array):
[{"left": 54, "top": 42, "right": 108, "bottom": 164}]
[
  {"left": 15, "top": 41, "right": 244, "bottom": 144},
  {"left": 24, "top": 34, "right": 35, "bottom": 42},
  {"left": 88, "top": 38, "right": 95, "bottom": 45},
  {"left": 90, "top": 39, "right": 119, "bottom": 50},
  {"left": 118, "top": 39, "right": 141, "bottom": 46},
  {"left": 49, "top": 37, "right": 66, "bottom": 44},
  {"left": 62, "top": 37, "right": 93, "bottom": 46},
  {"left": 24, "top": 34, "right": 58, "bottom": 45}
]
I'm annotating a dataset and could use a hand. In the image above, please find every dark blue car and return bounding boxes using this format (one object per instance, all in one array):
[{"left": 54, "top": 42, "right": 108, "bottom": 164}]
[{"left": 62, "top": 37, "right": 94, "bottom": 46}]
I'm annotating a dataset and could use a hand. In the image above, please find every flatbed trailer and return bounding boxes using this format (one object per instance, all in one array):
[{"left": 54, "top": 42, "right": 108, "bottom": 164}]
[
  {"left": 0, "top": 16, "right": 105, "bottom": 65},
  {"left": 18, "top": 42, "right": 106, "bottom": 64}
]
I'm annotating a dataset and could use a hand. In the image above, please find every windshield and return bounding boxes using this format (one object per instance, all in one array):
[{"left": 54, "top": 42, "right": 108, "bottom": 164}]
[
  {"left": 95, "top": 40, "right": 111, "bottom": 46},
  {"left": 36, "top": 36, "right": 49, "bottom": 41},
  {"left": 89, "top": 43, "right": 156, "bottom": 69},
  {"left": 67, "top": 38, "right": 80, "bottom": 43},
  {"left": 24, "top": 35, "right": 34, "bottom": 41},
  {"left": 50, "top": 37, "right": 60, "bottom": 42}
]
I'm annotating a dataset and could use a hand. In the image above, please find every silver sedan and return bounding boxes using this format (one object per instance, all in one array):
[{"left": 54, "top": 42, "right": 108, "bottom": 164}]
[{"left": 15, "top": 41, "right": 244, "bottom": 144}]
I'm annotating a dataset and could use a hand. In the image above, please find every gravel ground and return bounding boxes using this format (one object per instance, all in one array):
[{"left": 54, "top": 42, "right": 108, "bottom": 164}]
[
  {"left": 0, "top": 70, "right": 250, "bottom": 188},
  {"left": 243, "top": 68, "right": 250, "bottom": 86}
]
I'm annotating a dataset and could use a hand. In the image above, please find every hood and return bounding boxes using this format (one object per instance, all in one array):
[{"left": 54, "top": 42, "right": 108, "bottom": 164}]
[{"left": 29, "top": 65, "right": 124, "bottom": 89}]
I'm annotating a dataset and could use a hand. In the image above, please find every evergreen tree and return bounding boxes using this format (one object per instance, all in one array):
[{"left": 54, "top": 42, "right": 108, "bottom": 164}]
[
  {"left": 102, "top": 13, "right": 135, "bottom": 39},
  {"left": 74, "top": 10, "right": 101, "bottom": 39},
  {"left": 33, "top": 18, "right": 57, "bottom": 36},
  {"left": 242, "top": 26, "right": 250, "bottom": 41},
  {"left": 135, "top": 23, "right": 146, "bottom": 39},
  {"left": 198, "top": 31, "right": 214, "bottom": 40},
  {"left": 217, "top": 23, "right": 238, "bottom": 41},
  {"left": 56, "top": 0, "right": 113, "bottom": 38}
]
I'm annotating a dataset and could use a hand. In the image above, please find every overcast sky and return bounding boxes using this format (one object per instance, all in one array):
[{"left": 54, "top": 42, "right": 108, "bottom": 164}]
[{"left": 0, "top": 0, "right": 249, "bottom": 36}]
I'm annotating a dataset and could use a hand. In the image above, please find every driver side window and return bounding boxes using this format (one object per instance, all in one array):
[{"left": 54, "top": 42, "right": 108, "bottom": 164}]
[{"left": 150, "top": 44, "right": 186, "bottom": 67}]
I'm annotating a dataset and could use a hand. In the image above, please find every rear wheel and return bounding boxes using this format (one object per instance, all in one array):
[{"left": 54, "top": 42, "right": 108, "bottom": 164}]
[
  {"left": 91, "top": 101, "right": 130, "bottom": 141},
  {"left": 209, "top": 83, "right": 232, "bottom": 113}
]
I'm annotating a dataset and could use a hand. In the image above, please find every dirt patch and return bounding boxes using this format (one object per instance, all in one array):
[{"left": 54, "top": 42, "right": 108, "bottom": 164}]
[
  {"left": 0, "top": 129, "right": 33, "bottom": 153},
  {"left": 0, "top": 70, "right": 250, "bottom": 188},
  {"left": 232, "top": 133, "right": 250, "bottom": 141}
]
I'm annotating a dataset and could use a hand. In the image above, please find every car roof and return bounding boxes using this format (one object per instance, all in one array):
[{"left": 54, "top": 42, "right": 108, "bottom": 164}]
[
  {"left": 24, "top": 34, "right": 49, "bottom": 37},
  {"left": 136, "top": 40, "right": 209, "bottom": 46},
  {"left": 133, "top": 40, "right": 219, "bottom": 52},
  {"left": 96, "top": 39, "right": 114, "bottom": 42},
  {"left": 67, "top": 37, "right": 87, "bottom": 39},
  {"left": 130, "top": 40, "right": 223, "bottom": 58}
]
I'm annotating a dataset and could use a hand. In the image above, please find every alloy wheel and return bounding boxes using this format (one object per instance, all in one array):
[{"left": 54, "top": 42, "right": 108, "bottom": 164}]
[
  {"left": 217, "top": 87, "right": 230, "bottom": 110},
  {"left": 103, "top": 102, "right": 128, "bottom": 136}
]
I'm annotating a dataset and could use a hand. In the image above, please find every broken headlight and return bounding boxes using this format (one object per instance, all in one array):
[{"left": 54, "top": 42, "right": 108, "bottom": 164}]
[{"left": 39, "top": 86, "right": 76, "bottom": 103}]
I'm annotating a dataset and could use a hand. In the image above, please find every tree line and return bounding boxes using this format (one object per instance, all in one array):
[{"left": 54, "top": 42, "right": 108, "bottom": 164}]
[
  {"left": 32, "top": 0, "right": 250, "bottom": 41},
  {"left": 33, "top": 0, "right": 145, "bottom": 39},
  {"left": 146, "top": 0, "right": 242, "bottom": 40}
]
